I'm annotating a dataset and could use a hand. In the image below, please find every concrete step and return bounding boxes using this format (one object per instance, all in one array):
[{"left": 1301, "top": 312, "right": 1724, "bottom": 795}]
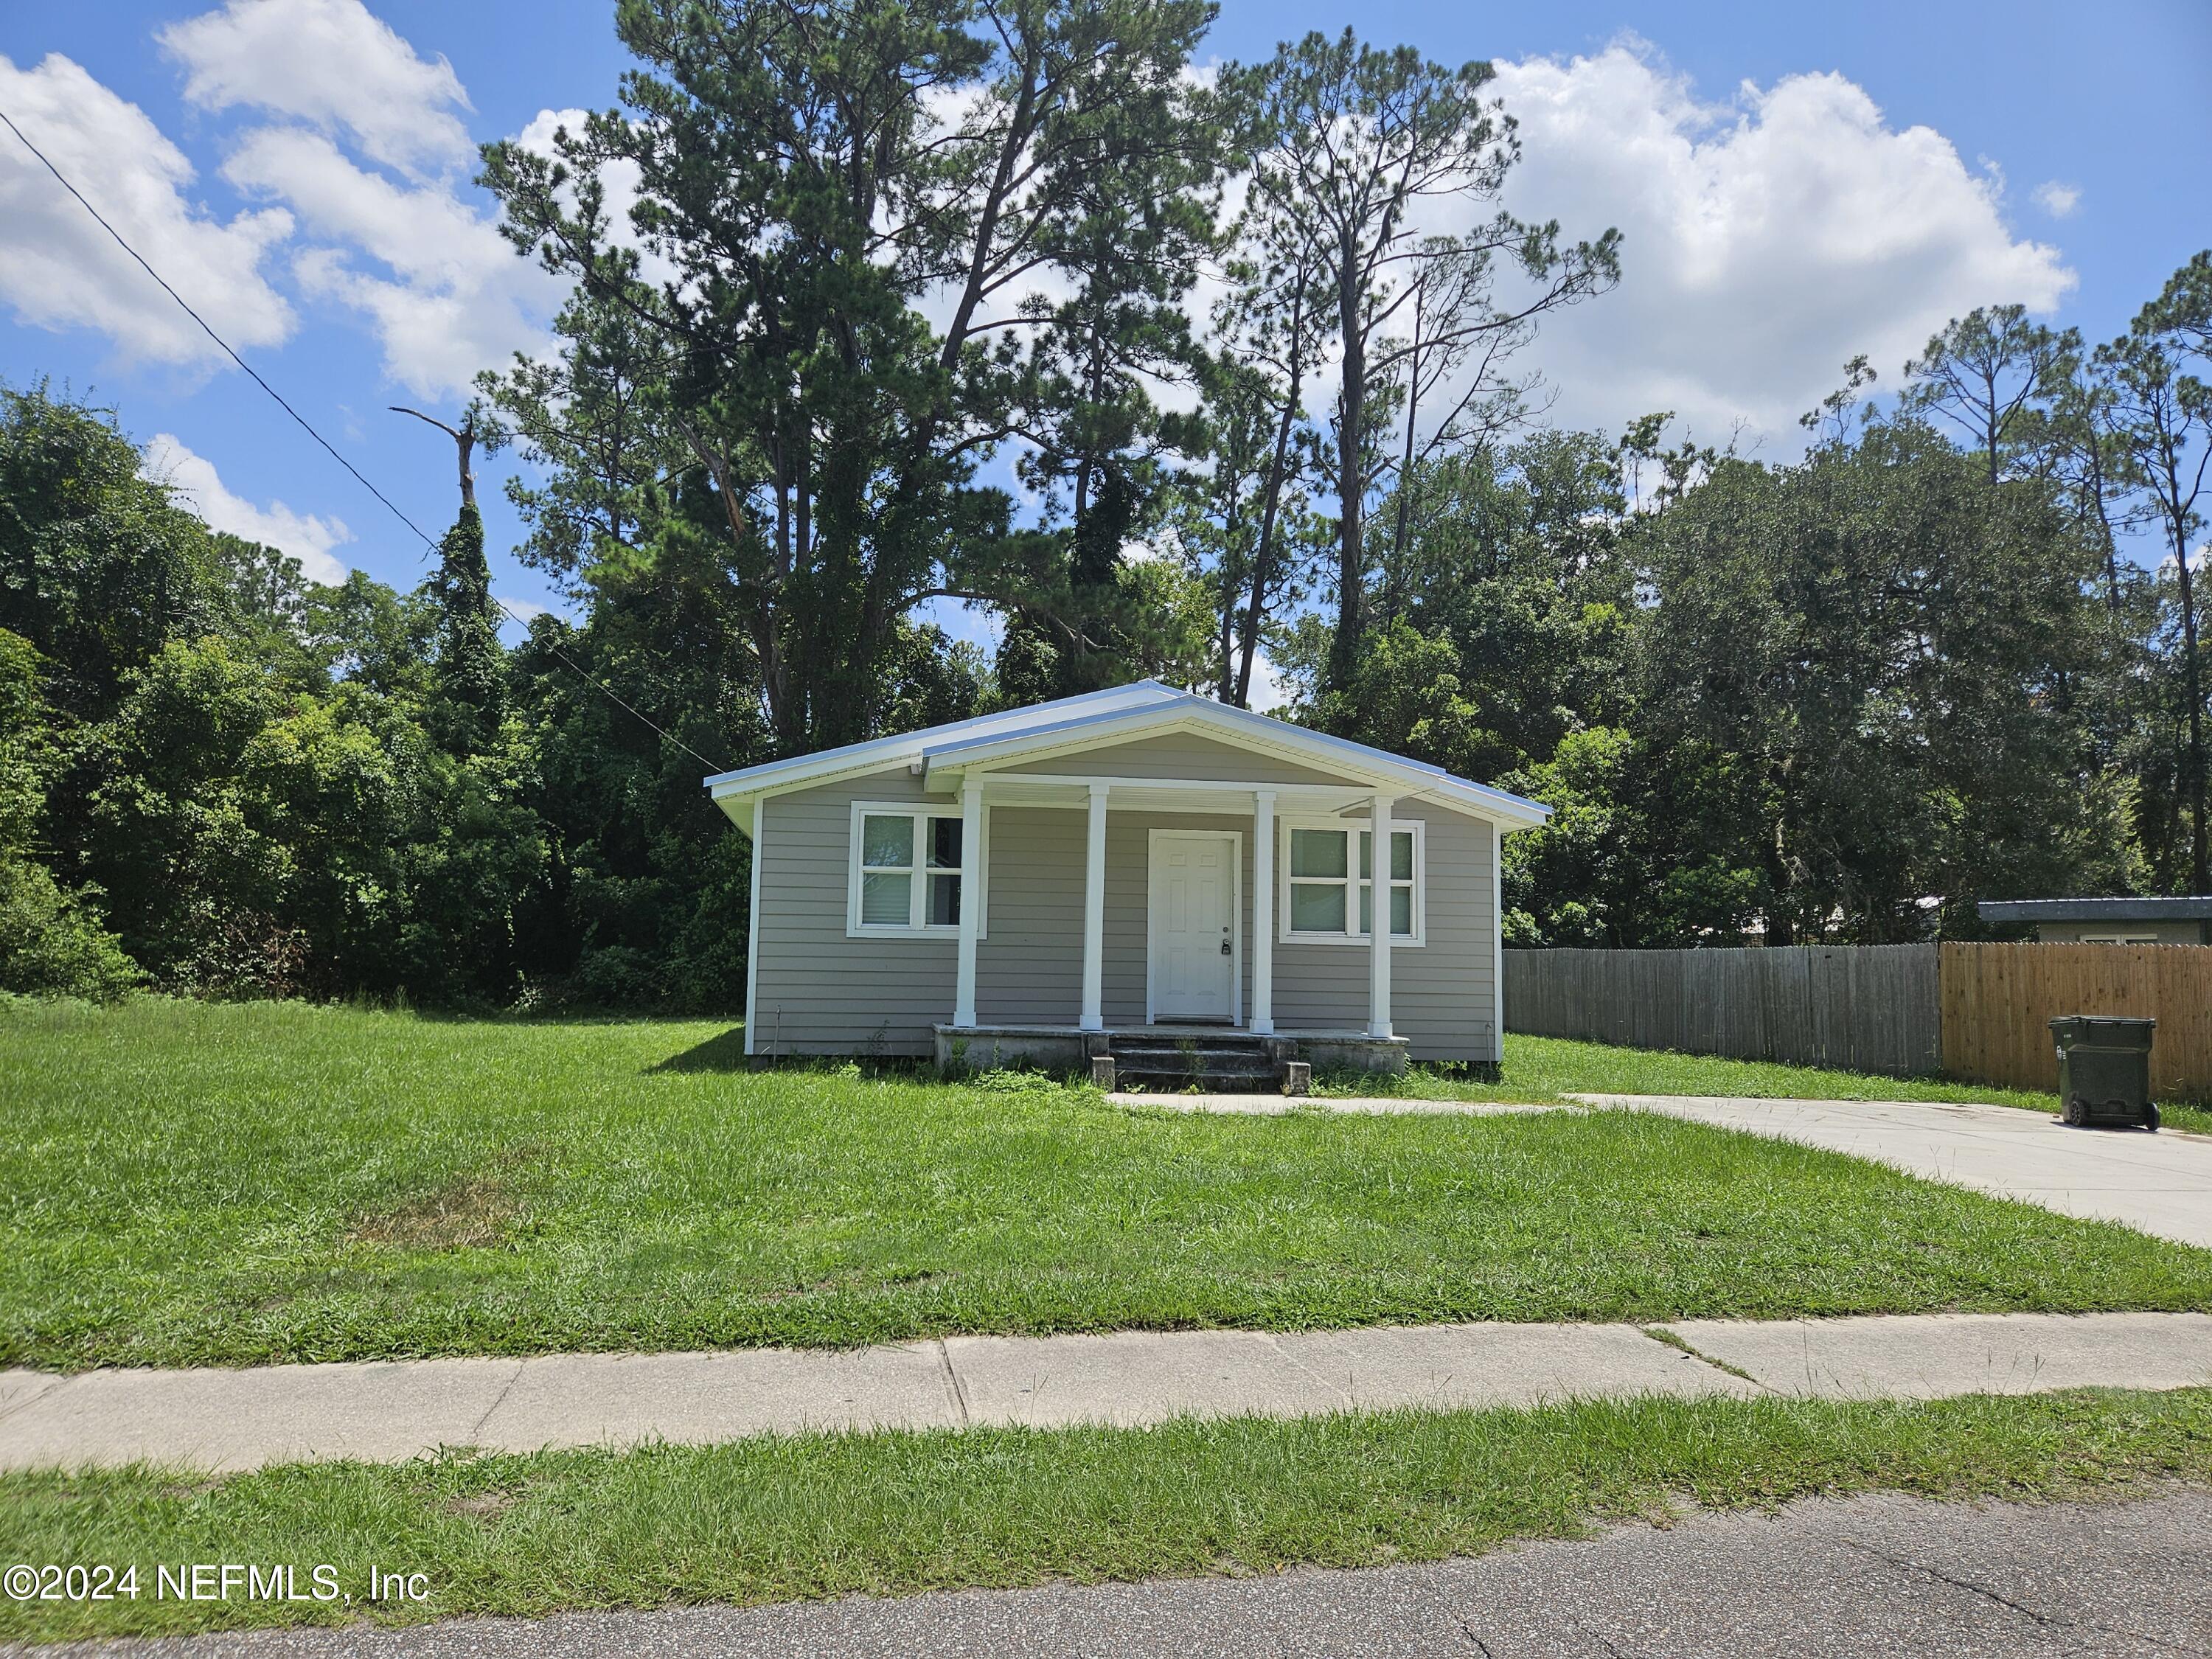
[
  {"left": 1124, "top": 1066, "right": 1283, "bottom": 1079},
  {"left": 1114, "top": 1046, "right": 1274, "bottom": 1063}
]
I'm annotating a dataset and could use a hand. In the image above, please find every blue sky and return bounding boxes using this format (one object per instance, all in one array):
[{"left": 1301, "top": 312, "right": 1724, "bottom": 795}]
[{"left": 1, "top": 0, "right": 2206, "bottom": 650}]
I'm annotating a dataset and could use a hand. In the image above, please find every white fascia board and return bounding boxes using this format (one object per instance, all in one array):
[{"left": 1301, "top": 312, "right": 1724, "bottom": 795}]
[
  {"left": 922, "top": 695, "right": 1552, "bottom": 828},
  {"left": 1192, "top": 698, "right": 1551, "bottom": 827},
  {"left": 698, "top": 680, "right": 1178, "bottom": 801}
]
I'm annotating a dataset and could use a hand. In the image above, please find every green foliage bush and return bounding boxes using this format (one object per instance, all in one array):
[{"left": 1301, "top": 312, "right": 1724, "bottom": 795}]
[{"left": 0, "top": 858, "right": 139, "bottom": 1001}]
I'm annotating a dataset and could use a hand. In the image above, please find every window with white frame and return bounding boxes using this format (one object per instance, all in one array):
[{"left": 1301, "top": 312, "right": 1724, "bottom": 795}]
[
  {"left": 1281, "top": 819, "right": 1422, "bottom": 943},
  {"left": 847, "top": 804, "right": 982, "bottom": 935}
]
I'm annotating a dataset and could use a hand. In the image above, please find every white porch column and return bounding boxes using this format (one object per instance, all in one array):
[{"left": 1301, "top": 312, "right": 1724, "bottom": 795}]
[
  {"left": 1079, "top": 782, "right": 1109, "bottom": 1031},
  {"left": 1251, "top": 788, "right": 1276, "bottom": 1034},
  {"left": 953, "top": 777, "right": 984, "bottom": 1028},
  {"left": 1490, "top": 819, "right": 1506, "bottom": 1065},
  {"left": 1367, "top": 791, "right": 1395, "bottom": 1040}
]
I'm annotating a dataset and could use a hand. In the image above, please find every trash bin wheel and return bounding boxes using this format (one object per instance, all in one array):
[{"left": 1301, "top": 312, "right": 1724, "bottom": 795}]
[
  {"left": 2062, "top": 1096, "right": 2084, "bottom": 1127},
  {"left": 2143, "top": 1102, "right": 2160, "bottom": 1132}
]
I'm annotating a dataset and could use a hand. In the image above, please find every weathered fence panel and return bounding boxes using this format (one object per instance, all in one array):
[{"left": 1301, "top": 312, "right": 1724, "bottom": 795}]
[
  {"left": 1939, "top": 942, "right": 2212, "bottom": 1099},
  {"left": 1504, "top": 945, "right": 1941, "bottom": 1077}
]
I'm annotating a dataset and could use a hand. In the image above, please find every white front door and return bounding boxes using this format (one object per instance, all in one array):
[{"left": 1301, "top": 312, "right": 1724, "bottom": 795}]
[{"left": 1149, "top": 831, "right": 1239, "bottom": 1023}]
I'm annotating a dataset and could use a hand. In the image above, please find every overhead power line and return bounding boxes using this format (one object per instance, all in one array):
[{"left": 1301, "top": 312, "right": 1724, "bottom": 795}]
[{"left": 0, "top": 102, "right": 729, "bottom": 774}]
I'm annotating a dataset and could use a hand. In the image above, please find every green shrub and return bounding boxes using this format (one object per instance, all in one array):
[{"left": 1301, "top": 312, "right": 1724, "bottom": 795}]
[{"left": 0, "top": 857, "right": 142, "bottom": 1001}]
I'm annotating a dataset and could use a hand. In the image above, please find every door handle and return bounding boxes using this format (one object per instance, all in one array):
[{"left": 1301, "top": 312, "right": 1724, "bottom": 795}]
[{"left": 1220, "top": 939, "right": 1231, "bottom": 955}]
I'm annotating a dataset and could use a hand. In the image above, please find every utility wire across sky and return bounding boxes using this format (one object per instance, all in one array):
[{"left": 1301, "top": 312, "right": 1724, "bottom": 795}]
[{"left": 0, "top": 101, "right": 731, "bottom": 776}]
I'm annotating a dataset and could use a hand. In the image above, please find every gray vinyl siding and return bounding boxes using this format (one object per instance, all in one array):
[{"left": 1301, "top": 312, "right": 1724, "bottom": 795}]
[
  {"left": 752, "top": 768, "right": 1498, "bottom": 1061},
  {"left": 751, "top": 764, "right": 953, "bottom": 1057},
  {"left": 1270, "top": 799, "right": 1498, "bottom": 1062}
]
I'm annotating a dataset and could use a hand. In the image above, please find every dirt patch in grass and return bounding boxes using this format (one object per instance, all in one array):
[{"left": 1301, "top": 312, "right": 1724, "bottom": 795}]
[
  {"left": 443, "top": 1489, "right": 520, "bottom": 1523},
  {"left": 348, "top": 1147, "right": 549, "bottom": 1253}
]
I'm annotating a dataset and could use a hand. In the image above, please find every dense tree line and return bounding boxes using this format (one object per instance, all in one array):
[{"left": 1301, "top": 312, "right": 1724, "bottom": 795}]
[{"left": 1, "top": 0, "right": 2207, "bottom": 1005}]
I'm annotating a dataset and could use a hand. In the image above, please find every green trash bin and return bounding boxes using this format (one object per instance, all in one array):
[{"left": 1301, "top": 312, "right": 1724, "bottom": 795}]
[{"left": 2048, "top": 1015, "right": 2158, "bottom": 1130}]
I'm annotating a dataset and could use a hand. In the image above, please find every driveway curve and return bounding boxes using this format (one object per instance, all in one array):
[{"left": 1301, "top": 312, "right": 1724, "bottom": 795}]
[{"left": 1576, "top": 1094, "right": 2212, "bottom": 1248}]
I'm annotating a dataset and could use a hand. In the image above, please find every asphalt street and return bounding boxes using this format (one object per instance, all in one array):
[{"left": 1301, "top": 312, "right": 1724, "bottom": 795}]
[{"left": 49, "top": 1486, "right": 2212, "bottom": 1658}]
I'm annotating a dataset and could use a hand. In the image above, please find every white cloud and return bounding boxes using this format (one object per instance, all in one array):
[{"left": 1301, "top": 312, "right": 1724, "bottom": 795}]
[
  {"left": 2034, "top": 179, "right": 2082, "bottom": 219},
  {"left": 222, "top": 125, "right": 561, "bottom": 397},
  {"left": 1459, "top": 43, "right": 2076, "bottom": 447},
  {"left": 160, "top": 0, "right": 471, "bottom": 175},
  {"left": 0, "top": 52, "right": 294, "bottom": 368},
  {"left": 1245, "top": 656, "right": 1288, "bottom": 712},
  {"left": 511, "top": 106, "right": 679, "bottom": 293},
  {"left": 495, "top": 594, "right": 554, "bottom": 624},
  {"left": 141, "top": 431, "right": 351, "bottom": 583}
]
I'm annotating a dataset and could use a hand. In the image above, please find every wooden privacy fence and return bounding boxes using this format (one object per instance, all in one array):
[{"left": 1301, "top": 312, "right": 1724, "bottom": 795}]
[
  {"left": 1505, "top": 945, "right": 1940, "bottom": 1077},
  {"left": 1938, "top": 942, "right": 2212, "bottom": 1098},
  {"left": 1506, "top": 941, "right": 2212, "bottom": 1098}
]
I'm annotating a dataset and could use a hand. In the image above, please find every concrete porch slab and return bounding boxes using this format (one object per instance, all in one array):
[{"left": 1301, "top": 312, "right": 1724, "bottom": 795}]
[{"left": 935, "top": 1024, "right": 1411, "bottom": 1074}]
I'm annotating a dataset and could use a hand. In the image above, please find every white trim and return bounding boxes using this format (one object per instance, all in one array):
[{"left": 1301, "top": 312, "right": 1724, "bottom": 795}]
[
  {"left": 1251, "top": 789, "right": 1275, "bottom": 1035},
  {"left": 1144, "top": 828, "right": 1243, "bottom": 1027},
  {"left": 929, "top": 706, "right": 1396, "bottom": 793},
  {"left": 706, "top": 684, "right": 1550, "bottom": 835},
  {"left": 953, "top": 780, "right": 984, "bottom": 1027},
  {"left": 1079, "top": 782, "right": 1109, "bottom": 1032},
  {"left": 971, "top": 772, "right": 1368, "bottom": 807},
  {"left": 917, "top": 695, "right": 1550, "bottom": 828},
  {"left": 744, "top": 795, "right": 764, "bottom": 1057},
  {"left": 1368, "top": 791, "right": 1394, "bottom": 1040},
  {"left": 703, "top": 680, "right": 1176, "bottom": 792},
  {"left": 1491, "top": 818, "right": 1506, "bottom": 1065},
  {"left": 1276, "top": 815, "right": 1427, "bottom": 947},
  {"left": 844, "top": 800, "right": 989, "bottom": 939}
]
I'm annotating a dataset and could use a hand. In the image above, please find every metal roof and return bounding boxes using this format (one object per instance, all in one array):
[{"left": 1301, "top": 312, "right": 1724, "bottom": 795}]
[{"left": 1978, "top": 897, "right": 2212, "bottom": 923}]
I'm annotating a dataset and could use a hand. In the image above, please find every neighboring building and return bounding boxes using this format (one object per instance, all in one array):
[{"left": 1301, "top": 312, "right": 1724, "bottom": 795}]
[
  {"left": 1975, "top": 897, "right": 2212, "bottom": 945},
  {"left": 703, "top": 680, "right": 1550, "bottom": 1074}
]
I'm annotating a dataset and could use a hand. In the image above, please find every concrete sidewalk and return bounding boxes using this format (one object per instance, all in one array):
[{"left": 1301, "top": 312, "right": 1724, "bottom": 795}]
[
  {"left": 1584, "top": 1093, "right": 2212, "bottom": 1249},
  {"left": 2, "top": 1311, "right": 2207, "bottom": 1475}
]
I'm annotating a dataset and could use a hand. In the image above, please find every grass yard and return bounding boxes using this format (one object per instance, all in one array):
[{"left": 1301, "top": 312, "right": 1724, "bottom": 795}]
[
  {"left": 4, "top": 998, "right": 2211, "bottom": 1369},
  {"left": 4, "top": 1388, "right": 2211, "bottom": 1642}
]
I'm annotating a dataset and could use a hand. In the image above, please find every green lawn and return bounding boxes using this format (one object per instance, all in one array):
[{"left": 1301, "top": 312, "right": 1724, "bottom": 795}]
[
  {"left": 3, "top": 998, "right": 2209, "bottom": 1369},
  {"left": 4, "top": 1388, "right": 2210, "bottom": 1643}
]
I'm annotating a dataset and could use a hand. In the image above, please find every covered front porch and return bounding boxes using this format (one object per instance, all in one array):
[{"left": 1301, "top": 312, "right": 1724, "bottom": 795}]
[{"left": 936, "top": 768, "right": 1412, "bottom": 1047}]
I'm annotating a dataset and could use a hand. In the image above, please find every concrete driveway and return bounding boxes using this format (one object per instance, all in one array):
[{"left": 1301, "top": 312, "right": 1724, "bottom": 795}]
[{"left": 1578, "top": 1093, "right": 2212, "bottom": 1248}]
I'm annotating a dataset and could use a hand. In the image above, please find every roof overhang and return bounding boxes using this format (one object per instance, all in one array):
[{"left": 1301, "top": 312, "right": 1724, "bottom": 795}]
[
  {"left": 1978, "top": 897, "right": 2212, "bottom": 923},
  {"left": 702, "top": 681, "right": 1181, "bottom": 831},
  {"left": 704, "top": 681, "right": 1551, "bottom": 832}
]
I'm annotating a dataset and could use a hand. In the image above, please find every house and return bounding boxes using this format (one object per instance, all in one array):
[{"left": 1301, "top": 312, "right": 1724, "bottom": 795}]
[
  {"left": 703, "top": 681, "right": 1550, "bottom": 1079},
  {"left": 1977, "top": 896, "right": 2212, "bottom": 946}
]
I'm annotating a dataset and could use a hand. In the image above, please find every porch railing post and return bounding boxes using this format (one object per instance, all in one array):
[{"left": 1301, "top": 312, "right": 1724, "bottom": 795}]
[
  {"left": 1251, "top": 788, "right": 1275, "bottom": 1034},
  {"left": 1080, "top": 782, "right": 1108, "bottom": 1031}
]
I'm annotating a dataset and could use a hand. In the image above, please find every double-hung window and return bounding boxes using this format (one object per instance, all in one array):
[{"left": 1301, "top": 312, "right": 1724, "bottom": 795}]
[
  {"left": 1281, "top": 819, "right": 1422, "bottom": 944},
  {"left": 849, "top": 804, "right": 980, "bottom": 935}
]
